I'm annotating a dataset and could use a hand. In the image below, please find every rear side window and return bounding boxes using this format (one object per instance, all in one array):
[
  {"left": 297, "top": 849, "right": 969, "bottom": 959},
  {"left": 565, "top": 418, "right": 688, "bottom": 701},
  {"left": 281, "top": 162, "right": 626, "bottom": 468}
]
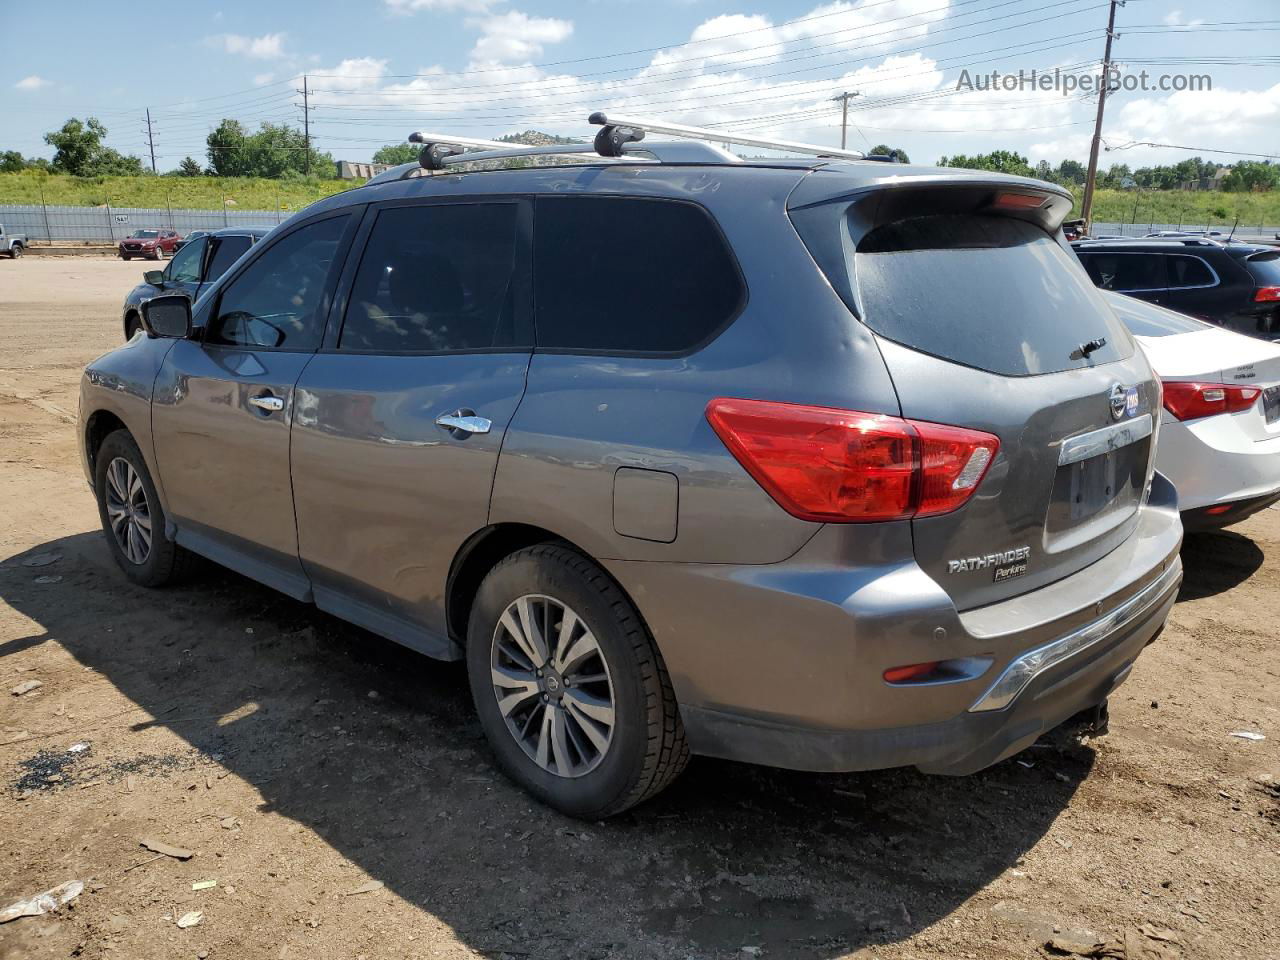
[
  {"left": 340, "top": 203, "right": 524, "bottom": 353},
  {"left": 1166, "top": 254, "right": 1216, "bottom": 288},
  {"left": 534, "top": 197, "right": 744, "bottom": 353},
  {"left": 1076, "top": 252, "right": 1167, "bottom": 291},
  {"left": 206, "top": 235, "right": 253, "bottom": 281},
  {"left": 854, "top": 215, "right": 1131, "bottom": 376},
  {"left": 1245, "top": 250, "right": 1280, "bottom": 286}
]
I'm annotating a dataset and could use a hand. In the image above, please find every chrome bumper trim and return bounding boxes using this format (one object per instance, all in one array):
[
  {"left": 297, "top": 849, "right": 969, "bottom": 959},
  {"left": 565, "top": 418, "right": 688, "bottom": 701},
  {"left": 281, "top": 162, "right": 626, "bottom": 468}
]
[
  {"left": 968, "top": 559, "right": 1181, "bottom": 713},
  {"left": 1058, "top": 413, "right": 1153, "bottom": 466}
]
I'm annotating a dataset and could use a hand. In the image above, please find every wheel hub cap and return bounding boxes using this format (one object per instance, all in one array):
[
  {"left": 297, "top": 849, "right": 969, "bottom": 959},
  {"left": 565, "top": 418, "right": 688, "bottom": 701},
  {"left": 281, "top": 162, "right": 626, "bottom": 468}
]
[
  {"left": 104, "top": 457, "right": 152, "bottom": 566},
  {"left": 489, "top": 594, "right": 616, "bottom": 779}
]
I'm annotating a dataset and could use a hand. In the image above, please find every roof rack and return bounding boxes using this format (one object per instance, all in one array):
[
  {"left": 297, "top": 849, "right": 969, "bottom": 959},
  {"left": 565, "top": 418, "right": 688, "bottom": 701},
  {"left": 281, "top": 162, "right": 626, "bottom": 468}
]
[
  {"left": 365, "top": 111, "right": 864, "bottom": 186},
  {"left": 588, "top": 111, "right": 865, "bottom": 161}
]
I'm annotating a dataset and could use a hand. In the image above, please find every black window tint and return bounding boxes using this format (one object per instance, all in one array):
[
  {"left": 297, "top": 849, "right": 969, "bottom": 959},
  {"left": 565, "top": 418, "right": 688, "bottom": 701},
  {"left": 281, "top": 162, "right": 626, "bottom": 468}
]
[
  {"left": 340, "top": 203, "right": 523, "bottom": 353},
  {"left": 854, "top": 215, "right": 1130, "bottom": 376},
  {"left": 534, "top": 197, "right": 744, "bottom": 353},
  {"left": 1245, "top": 251, "right": 1280, "bottom": 286},
  {"left": 206, "top": 235, "right": 253, "bottom": 281},
  {"left": 1076, "top": 252, "right": 1167, "bottom": 291},
  {"left": 166, "top": 236, "right": 206, "bottom": 283},
  {"left": 208, "top": 216, "right": 347, "bottom": 351},
  {"left": 1167, "top": 255, "right": 1215, "bottom": 288}
]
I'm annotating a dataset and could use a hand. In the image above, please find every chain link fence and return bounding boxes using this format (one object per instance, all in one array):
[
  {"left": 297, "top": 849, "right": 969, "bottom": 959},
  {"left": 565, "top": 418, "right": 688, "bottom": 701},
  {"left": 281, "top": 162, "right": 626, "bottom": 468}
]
[{"left": 0, "top": 204, "right": 288, "bottom": 245}]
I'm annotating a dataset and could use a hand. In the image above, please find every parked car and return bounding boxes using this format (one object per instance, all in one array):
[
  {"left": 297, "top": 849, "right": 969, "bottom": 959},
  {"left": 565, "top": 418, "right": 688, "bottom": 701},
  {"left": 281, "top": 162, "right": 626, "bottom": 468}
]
[
  {"left": 121, "top": 227, "right": 271, "bottom": 339},
  {"left": 174, "top": 230, "right": 211, "bottom": 252},
  {"left": 78, "top": 150, "right": 1183, "bottom": 818},
  {"left": 1073, "top": 237, "right": 1280, "bottom": 339},
  {"left": 1102, "top": 292, "right": 1280, "bottom": 529},
  {"left": 118, "top": 229, "right": 180, "bottom": 261},
  {"left": 0, "top": 223, "right": 28, "bottom": 258}
]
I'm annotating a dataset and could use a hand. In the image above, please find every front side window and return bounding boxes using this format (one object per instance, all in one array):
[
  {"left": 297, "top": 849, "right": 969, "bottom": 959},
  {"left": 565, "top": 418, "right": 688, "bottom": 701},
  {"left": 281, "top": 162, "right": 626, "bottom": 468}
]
[
  {"left": 206, "top": 216, "right": 348, "bottom": 351},
  {"left": 533, "top": 197, "right": 745, "bottom": 353},
  {"left": 206, "top": 235, "right": 254, "bottom": 282},
  {"left": 166, "top": 236, "right": 207, "bottom": 283},
  {"left": 1166, "top": 255, "right": 1215, "bottom": 289},
  {"left": 1077, "top": 252, "right": 1167, "bottom": 292},
  {"left": 340, "top": 203, "right": 524, "bottom": 352}
]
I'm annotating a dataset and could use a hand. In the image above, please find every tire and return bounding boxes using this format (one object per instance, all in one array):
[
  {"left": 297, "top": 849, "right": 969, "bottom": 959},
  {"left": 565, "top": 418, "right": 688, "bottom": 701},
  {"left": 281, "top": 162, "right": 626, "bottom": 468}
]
[
  {"left": 93, "top": 430, "right": 194, "bottom": 587},
  {"left": 9, "top": 244, "right": 21, "bottom": 259},
  {"left": 121, "top": 255, "right": 131, "bottom": 261},
  {"left": 466, "top": 543, "right": 688, "bottom": 818},
  {"left": 151, "top": 246, "right": 163, "bottom": 261}
]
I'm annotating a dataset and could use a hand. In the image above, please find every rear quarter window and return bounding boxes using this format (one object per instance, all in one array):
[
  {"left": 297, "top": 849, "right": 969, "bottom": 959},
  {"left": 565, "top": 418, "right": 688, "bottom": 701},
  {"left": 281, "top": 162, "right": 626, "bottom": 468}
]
[
  {"left": 853, "top": 215, "right": 1132, "bottom": 376},
  {"left": 533, "top": 196, "right": 745, "bottom": 354}
]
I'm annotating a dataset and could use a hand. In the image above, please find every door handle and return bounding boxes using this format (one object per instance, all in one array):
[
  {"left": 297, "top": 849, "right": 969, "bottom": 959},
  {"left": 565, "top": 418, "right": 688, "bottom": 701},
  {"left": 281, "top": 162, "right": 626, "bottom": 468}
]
[
  {"left": 435, "top": 412, "right": 491, "bottom": 435},
  {"left": 249, "top": 394, "right": 284, "bottom": 413}
]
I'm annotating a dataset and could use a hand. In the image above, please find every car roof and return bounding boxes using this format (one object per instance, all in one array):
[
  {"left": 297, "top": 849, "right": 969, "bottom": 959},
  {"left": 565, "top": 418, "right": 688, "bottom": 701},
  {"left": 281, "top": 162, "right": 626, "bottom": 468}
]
[
  {"left": 204, "top": 226, "right": 273, "bottom": 238},
  {"left": 1071, "top": 238, "right": 1227, "bottom": 252}
]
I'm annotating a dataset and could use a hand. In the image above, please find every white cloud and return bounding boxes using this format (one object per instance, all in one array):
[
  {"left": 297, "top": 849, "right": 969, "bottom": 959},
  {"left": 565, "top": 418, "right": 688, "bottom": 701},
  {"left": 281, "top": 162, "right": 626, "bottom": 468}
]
[
  {"left": 252, "top": 72, "right": 275, "bottom": 86},
  {"left": 469, "top": 11, "right": 574, "bottom": 65},
  {"left": 15, "top": 75, "right": 49, "bottom": 90},
  {"left": 1162, "top": 11, "right": 1205, "bottom": 28},
  {"left": 209, "top": 32, "right": 287, "bottom": 59}
]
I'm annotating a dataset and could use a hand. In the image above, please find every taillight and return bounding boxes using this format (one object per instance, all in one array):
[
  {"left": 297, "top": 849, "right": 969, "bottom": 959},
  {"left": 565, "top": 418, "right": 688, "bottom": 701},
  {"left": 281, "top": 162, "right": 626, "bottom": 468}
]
[
  {"left": 1161, "top": 381, "right": 1260, "bottom": 420},
  {"left": 993, "top": 192, "right": 1048, "bottom": 210},
  {"left": 705, "top": 398, "right": 999, "bottom": 522},
  {"left": 1255, "top": 286, "right": 1280, "bottom": 303}
]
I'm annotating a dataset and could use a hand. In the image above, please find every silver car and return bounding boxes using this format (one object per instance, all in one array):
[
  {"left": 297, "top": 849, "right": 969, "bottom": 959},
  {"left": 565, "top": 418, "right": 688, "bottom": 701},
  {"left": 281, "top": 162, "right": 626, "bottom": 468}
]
[{"left": 78, "top": 140, "right": 1183, "bottom": 818}]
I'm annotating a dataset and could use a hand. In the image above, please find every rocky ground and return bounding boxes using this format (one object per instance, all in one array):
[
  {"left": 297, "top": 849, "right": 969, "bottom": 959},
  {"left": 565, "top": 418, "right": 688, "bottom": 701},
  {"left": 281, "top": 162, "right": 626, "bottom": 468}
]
[{"left": 0, "top": 258, "right": 1277, "bottom": 960}]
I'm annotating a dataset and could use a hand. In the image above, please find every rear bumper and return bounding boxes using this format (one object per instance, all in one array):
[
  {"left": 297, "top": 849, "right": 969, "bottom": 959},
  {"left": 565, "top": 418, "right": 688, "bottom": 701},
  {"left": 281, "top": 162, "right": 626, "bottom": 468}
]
[
  {"left": 606, "top": 473, "right": 1183, "bottom": 775},
  {"left": 1156, "top": 413, "right": 1280, "bottom": 513},
  {"left": 1182, "top": 489, "right": 1280, "bottom": 531}
]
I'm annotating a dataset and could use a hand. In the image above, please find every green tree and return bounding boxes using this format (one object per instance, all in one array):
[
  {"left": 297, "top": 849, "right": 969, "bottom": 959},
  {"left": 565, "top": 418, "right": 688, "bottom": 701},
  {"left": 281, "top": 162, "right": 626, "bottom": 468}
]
[
  {"left": 0, "top": 150, "right": 25, "bottom": 173},
  {"left": 42, "top": 117, "right": 143, "bottom": 176},
  {"left": 1057, "top": 159, "right": 1087, "bottom": 185},
  {"left": 1220, "top": 161, "right": 1279, "bottom": 193},
  {"left": 206, "top": 119, "right": 251, "bottom": 177},
  {"left": 207, "top": 119, "right": 334, "bottom": 179},
  {"left": 177, "top": 156, "right": 204, "bottom": 177},
  {"left": 938, "top": 150, "right": 1033, "bottom": 177},
  {"left": 868, "top": 143, "right": 909, "bottom": 163},
  {"left": 372, "top": 143, "right": 420, "bottom": 165}
]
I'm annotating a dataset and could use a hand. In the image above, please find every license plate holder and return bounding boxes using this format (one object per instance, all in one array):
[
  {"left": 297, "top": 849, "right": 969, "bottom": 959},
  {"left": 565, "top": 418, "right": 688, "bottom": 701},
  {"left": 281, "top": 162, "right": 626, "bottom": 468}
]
[{"left": 1264, "top": 385, "right": 1280, "bottom": 424}]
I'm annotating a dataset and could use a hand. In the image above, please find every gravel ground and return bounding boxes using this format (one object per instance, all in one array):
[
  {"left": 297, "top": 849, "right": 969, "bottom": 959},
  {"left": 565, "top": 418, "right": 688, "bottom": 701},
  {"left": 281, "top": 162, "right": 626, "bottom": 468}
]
[{"left": 1, "top": 257, "right": 1277, "bottom": 960}]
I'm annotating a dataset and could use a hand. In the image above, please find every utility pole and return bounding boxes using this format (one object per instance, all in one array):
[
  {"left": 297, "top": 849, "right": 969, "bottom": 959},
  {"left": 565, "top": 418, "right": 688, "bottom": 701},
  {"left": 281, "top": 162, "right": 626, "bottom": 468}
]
[
  {"left": 145, "top": 108, "right": 157, "bottom": 174},
  {"left": 831, "top": 91, "right": 860, "bottom": 150},
  {"left": 302, "top": 75, "right": 311, "bottom": 176},
  {"left": 1080, "top": 0, "right": 1122, "bottom": 233}
]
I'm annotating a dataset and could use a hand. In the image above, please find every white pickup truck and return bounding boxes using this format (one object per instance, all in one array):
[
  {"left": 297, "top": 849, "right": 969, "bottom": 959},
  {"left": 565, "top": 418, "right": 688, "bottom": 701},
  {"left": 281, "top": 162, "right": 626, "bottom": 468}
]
[{"left": 1, "top": 224, "right": 29, "bottom": 258}]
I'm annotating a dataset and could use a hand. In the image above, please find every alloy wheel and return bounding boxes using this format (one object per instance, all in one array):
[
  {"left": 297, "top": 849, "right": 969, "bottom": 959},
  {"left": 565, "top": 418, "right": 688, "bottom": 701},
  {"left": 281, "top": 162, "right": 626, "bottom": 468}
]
[
  {"left": 104, "top": 457, "right": 152, "bottom": 565},
  {"left": 489, "top": 594, "right": 616, "bottom": 778}
]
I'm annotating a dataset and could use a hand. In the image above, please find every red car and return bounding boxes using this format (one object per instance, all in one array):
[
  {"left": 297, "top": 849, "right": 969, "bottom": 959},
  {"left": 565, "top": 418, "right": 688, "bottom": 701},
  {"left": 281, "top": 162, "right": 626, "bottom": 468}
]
[{"left": 119, "top": 229, "right": 180, "bottom": 261}]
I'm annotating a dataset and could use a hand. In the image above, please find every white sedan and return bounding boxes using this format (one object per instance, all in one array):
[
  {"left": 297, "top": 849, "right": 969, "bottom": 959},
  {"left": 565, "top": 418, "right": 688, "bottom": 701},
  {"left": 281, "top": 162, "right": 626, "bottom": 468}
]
[{"left": 1104, "top": 291, "right": 1280, "bottom": 530}]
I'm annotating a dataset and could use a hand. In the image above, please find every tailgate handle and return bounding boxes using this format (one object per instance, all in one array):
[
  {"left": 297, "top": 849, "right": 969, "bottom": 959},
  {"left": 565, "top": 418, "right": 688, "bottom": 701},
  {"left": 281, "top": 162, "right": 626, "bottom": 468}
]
[{"left": 1058, "top": 414, "right": 1152, "bottom": 466}]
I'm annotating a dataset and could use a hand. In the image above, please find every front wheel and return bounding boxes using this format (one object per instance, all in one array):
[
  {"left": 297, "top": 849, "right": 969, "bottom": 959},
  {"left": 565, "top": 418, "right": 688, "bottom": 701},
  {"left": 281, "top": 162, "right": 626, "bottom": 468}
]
[
  {"left": 8, "top": 244, "right": 21, "bottom": 259},
  {"left": 150, "top": 246, "right": 163, "bottom": 260},
  {"left": 93, "top": 430, "right": 193, "bottom": 587},
  {"left": 467, "top": 544, "right": 688, "bottom": 818},
  {"left": 121, "top": 254, "right": 131, "bottom": 261}
]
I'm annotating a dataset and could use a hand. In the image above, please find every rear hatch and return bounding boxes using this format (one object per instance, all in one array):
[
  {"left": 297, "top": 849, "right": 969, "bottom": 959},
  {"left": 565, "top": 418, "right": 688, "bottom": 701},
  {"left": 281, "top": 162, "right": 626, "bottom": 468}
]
[{"left": 790, "top": 175, "right": 1160, "bottom": 611}]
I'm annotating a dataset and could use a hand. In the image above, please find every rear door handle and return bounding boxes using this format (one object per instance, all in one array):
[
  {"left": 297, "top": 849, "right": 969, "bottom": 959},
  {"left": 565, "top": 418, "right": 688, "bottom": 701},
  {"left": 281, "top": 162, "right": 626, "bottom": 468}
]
[
  {"left": 249, "top": 394, "right": 284, "bottom": 413},
  {"left": 435, "top": 412, "right": 491, "bottom": 435}
]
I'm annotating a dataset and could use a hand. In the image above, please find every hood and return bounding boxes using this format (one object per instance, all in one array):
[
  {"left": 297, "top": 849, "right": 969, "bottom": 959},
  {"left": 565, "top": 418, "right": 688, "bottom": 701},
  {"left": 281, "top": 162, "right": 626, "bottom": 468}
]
[
  {"left": 123, "top": 280, "right": 162, "bottom": 307},
  {"left": 121, "top": 237, "right": 158, "bottom": 245}
]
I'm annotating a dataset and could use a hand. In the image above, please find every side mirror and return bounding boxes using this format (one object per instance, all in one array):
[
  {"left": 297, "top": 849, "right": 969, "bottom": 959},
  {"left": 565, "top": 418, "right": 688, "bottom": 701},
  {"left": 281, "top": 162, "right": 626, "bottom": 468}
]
[
  {"left": 141, "top": 294, "right": 192, "bottom": 339},
  {"left": 143, "top": 270, "right": 165, "bottom": 287}
]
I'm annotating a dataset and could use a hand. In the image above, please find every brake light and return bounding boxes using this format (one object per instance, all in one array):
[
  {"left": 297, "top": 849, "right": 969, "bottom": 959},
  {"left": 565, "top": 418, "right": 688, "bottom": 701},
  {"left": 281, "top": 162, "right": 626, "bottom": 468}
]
[
  {"left": 1161, "top": 381, "right": 1260, "bottom": 420},
  {"left": 993, "top": 192, "right": 1048, "bottom": 210},
  {"left": 1255, "top": 286, "right": 1280, "bottom": 303},
  {"left": 705, "top": 398, "right": 999, "bottom": 522},
  {"left": 884, "top": 662, "right": 940, "bottom": 684}
]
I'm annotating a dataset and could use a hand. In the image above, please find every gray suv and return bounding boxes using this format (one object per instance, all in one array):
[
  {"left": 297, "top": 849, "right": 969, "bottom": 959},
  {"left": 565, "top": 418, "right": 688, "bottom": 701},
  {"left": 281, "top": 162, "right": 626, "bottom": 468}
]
[{"left": 77, "top": 134, "right": 1183, "bottom": 818}]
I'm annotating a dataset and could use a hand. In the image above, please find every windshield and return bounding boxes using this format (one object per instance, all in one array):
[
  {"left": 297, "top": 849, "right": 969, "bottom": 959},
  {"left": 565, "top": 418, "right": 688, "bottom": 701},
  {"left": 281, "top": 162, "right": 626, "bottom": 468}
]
[
  {"left": 129, "top": 230, "right": 159, "bottom": 239},
  {"left": 852, "top": 215, "right": 1132, "bottom": 376},
  {"left": 1245, "top": 251, "right": 1280, "bottom": 286}
]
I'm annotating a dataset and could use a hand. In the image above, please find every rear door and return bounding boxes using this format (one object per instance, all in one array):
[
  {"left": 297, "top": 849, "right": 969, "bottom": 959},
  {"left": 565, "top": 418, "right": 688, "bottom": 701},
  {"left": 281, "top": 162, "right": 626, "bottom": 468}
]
[
  {"left": 290, "top": 198, "right": 533, "bottom": 655},
  {"left": 791, "top": 189, "right": 1159, "bottom": 610},
  {"left": 1160, "top": 252, "right": 1232, "bottom": 323}
]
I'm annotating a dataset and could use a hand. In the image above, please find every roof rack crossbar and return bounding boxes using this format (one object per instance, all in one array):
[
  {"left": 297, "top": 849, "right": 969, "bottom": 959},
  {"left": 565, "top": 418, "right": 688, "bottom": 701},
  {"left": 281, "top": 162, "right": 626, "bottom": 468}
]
[{"left": 588, "top": 111, "right": 865, "bottom": 161}]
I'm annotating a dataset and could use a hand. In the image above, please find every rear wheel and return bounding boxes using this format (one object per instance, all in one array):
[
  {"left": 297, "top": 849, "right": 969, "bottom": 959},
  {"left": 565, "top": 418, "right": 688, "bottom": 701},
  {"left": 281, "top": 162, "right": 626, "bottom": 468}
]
[
  {"left": 93, "top": 430, "right": 193, "bottom": 587},
  {"left": 466, "top": 543, "right": 688, "bottom": 818}
]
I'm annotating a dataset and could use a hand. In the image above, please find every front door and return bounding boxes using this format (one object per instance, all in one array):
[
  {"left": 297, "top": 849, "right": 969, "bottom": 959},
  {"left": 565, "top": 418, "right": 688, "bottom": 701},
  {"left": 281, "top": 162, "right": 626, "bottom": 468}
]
[
  {"left": 290, "top": 199, "right": 533, "bottom": 656},
  {"left": 151, "top": 212, "right": 355, "bottom": 598}
]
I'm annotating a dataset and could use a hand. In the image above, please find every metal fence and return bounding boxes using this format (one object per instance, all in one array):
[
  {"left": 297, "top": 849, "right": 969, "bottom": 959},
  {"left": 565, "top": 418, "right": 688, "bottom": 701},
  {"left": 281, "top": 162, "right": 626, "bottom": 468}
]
[
  {"left": 2, "top": 204, "right": 1278, "bottom": 246},
  {"left": 0, "top": 204, "right": 288, "bottom": 244}
]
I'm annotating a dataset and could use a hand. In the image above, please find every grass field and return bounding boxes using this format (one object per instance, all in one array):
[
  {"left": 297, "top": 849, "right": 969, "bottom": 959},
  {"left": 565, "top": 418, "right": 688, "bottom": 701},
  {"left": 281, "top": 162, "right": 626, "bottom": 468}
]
[{"left": 2, "top": 171, "right": 1278, "bottom": 227}]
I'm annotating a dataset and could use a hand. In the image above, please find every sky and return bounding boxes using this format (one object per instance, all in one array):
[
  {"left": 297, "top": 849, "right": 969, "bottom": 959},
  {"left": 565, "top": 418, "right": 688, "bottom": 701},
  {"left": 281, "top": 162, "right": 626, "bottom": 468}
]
[{"left": 2, "top": 0, "right": 1278, "bottom": 172}]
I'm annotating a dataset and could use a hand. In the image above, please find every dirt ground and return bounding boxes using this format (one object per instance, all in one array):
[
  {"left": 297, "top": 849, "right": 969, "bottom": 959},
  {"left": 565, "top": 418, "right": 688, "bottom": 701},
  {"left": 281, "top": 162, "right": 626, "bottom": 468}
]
[{"left": 0, "top": 257, "right": 1277, "bottom": 960}]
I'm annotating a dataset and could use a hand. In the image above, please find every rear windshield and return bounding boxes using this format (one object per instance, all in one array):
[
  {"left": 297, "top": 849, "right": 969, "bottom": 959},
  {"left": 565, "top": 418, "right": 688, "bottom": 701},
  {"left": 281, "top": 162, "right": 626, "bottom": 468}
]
[
  {"left": 852, "top": 215, "right": 1132, "bottom": 376},
  {"left": 1245, "top": 250, "right": 1280, "bottom": 286}
]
